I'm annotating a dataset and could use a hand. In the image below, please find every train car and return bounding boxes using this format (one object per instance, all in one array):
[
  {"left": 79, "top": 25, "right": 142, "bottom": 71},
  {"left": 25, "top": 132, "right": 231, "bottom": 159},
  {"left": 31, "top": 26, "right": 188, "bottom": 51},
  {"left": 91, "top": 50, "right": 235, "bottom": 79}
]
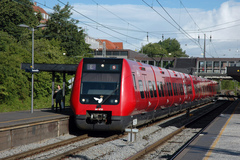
[{"left": 70, "top": 58, "right": 218, "bottom": 131}]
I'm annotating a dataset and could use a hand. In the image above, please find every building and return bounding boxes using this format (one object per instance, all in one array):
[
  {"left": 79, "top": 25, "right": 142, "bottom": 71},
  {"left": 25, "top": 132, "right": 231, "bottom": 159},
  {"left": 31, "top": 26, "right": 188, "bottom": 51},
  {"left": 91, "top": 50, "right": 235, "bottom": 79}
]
[
  {"left": 97, "top": 39, "right": 123, "bottom": 50},
  {"left": 32, "top": 2, "right": 49, "bottom": 24},
  {"left": 85, "top": 36, "right": 123, "bottom": 50}
]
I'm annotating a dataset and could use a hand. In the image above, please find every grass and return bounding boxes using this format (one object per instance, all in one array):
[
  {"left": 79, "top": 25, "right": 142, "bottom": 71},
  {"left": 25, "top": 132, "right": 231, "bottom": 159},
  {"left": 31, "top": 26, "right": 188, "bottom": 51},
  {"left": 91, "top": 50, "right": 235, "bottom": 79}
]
[{"left": 0, "top": 94, "right": 71, "bottom": 113}]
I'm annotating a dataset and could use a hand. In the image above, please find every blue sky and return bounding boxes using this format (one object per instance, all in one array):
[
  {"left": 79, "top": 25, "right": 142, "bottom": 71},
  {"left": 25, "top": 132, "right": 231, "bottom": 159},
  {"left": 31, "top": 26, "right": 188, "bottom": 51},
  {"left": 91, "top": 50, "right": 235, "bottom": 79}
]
[
  {"left": 35, "top": 0, "right": 229, "bottom": 10},
  {"left": 34, "top": 0, "right": 240, "bottom": 58}
]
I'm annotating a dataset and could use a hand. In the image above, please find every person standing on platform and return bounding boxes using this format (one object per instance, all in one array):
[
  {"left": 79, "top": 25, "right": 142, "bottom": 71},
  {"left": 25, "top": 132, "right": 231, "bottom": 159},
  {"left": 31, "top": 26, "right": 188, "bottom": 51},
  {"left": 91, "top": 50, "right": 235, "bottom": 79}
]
[{"left": 55, "top": 84, "right": 62, "bottom": 112}]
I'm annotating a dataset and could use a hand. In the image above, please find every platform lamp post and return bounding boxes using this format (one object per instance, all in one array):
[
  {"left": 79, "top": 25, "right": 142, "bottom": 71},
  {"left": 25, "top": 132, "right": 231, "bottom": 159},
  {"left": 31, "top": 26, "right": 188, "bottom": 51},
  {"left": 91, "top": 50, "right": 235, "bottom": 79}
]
[{"left": 19, "top": 24, "right": 47, "bottom": 113}]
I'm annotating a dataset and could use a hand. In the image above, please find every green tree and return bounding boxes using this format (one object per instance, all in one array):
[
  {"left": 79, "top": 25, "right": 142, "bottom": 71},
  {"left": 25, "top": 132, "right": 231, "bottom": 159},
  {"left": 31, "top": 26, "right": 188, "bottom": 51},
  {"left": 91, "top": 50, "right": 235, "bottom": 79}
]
[
  {"left": 140, "top": 38, "right": 188, "bottom": 58},
  {"left": 0, "top": 31, "right": 71, "bottom": 108},
  {"left": 141, "top": 43, "right": 167, "bottom": 58},
  {"left": 158, "top": 38, "right": 188, "bottom": 57},
  {"left": 0, "top": 31, "right": 30, "bottom": 103},
  {"left": 0, "top": 0, "right": 39, "bottom": 40},
  {"left": 43, "top": 3, "right": 92, "bottom": 57}
]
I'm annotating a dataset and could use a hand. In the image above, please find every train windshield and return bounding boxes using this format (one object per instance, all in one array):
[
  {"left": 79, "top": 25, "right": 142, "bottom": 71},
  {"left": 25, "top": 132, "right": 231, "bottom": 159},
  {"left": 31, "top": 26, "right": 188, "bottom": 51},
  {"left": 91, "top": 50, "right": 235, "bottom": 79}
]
[
  {"left": 81, "top": 73, "right": 120, "bottom": 95},
  {"left": 80, "top": 59, "right": 122, "bottom": 105}
]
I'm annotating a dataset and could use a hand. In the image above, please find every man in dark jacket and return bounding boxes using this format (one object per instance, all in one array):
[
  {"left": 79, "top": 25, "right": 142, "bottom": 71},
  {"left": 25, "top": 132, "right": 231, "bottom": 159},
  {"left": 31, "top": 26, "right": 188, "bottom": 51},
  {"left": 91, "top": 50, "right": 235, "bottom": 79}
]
[{"left": 55, "top": 84, "right": 62, "bottom": 112}]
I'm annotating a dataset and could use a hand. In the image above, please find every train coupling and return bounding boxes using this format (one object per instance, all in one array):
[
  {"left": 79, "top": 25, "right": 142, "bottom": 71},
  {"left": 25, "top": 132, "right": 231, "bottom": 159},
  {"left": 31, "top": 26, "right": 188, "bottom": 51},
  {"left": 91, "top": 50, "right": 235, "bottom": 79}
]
[
  {"left": 90, "top": 113, "right": 107, "bottom": 121},
  {"left": 86, "top": 111, "right": 112, "bottom": 124}
]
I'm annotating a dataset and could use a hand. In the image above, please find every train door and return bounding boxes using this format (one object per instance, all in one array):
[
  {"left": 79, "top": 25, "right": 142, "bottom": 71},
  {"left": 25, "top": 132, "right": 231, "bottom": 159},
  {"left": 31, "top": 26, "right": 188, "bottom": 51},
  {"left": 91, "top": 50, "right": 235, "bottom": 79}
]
[
  {"left": 163, "top": 77, "right": 174, "bottom": 108},
  {"left": 143, "top": 75, "right": 152, "bottom": 110},
  {"left": 132, "top": 73, "right": 140, "bottom": 103},
  {"left": 135, "top": 74, "right": 149, "bottom": 112}
]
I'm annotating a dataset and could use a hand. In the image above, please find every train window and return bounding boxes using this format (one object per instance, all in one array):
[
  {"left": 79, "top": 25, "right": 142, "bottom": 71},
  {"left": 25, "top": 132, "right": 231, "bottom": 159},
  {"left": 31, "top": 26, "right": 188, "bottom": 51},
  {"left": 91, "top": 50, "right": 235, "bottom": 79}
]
[
  {"left": 175, "top": 83, "right": 178, "bottom": 96},
  {"left": 194, "top": 85, "right": 197, "bottom": 94},
  {"left": 81, "top": 73, "right": 120, "bottom": 95},
  {"left": 188, "top": 84, "right": 192, "bottom": 94},
  {"left": 144, "top": 77, "right": 149, "bottom": 98},
  {"left": 177, "top": 83, "right": 180, "bottom": 95},
  {"left": 173, "top": 83, "right": 177, "bottom": 96},
  {"left": 175, "top": 83, "right": 179, "bottom": 95},
  {"left": 157, "top": 82, "right": 162, "bottom": 97},
  {"left": 176, "top": 83, "right": 180, "bottom": 95},
  {"left": 138, "top": 80, "right": 145, "bottom": 99},
  {"left": 183, "top": 84, "right": 187, "bottom": 95},
  {"left": 180, "top": 84, "right": 184, "bottom": 95},
  {"left": 132, "top": 74, "right": 137, "bottom": 90},
  {"left": 166, "top": 83, "right": 170, "bottom": 96},
  {"left": 160, "top": 82, "right": 165, "bottom": 97},
  {"left": 173, "top": 83, "right": 176, "bottom": 95},
  {"left": 148, "top": 81, "right": 154, "bottom": 98},
  {"left": 165, "top": 83, "right": 169, "bottom": 96},
  {"left": 172, "top": 83, "right": 175, "bottom": 95},
  {"left": 152, "top": 81, "right": 157, "bottom": 97},
  {"left": 169, "top": 83, "right": 173, "bottom": 96},
  {"left": 178, "top": 83, "right": 182, "bottom": 95}
]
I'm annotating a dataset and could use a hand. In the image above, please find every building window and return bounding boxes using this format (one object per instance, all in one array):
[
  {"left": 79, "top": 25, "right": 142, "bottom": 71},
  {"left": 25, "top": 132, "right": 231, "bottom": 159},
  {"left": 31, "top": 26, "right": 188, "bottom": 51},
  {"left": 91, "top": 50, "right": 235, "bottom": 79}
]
[
  {"left": 120, "top": 51, "right": 128, "bottom": 56},
  {"left": 149, "top": 61, "right": 154, "bottom": 65}
]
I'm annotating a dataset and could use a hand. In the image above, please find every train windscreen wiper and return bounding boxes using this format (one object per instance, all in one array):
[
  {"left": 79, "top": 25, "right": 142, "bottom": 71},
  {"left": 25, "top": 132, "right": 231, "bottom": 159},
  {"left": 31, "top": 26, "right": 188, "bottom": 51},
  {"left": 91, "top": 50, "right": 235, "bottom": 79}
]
[{"left": 96, "top": 85, "right": 119, "bottom": 108}]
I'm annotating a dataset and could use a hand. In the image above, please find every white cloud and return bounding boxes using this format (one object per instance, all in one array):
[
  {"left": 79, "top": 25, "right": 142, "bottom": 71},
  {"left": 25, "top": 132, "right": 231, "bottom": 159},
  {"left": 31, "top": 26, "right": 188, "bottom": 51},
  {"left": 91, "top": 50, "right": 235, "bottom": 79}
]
[{"left": 70, "top": 1, "right": 240, "bottom": 58}]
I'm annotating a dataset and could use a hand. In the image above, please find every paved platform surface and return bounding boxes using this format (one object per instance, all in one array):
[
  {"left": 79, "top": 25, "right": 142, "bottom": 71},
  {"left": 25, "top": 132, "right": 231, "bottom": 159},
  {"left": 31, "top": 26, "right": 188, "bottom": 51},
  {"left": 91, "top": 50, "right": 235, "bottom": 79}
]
[
  {"left": 0, "top": 108, "right": 74, "bottom": 151},
  {"left": 176, "top": 99, "right": 240, "bottom": 160},
  {"left": 0, "top": 108, "right": 73, "bottom": 129}
]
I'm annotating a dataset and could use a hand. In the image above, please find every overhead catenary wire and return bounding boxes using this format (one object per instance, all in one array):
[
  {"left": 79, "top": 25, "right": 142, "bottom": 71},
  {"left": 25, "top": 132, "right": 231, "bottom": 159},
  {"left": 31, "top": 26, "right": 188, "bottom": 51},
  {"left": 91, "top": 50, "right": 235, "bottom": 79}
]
[
  {"left": 142, "top": 0, "right": 204, "bottom": 53},
  {"left": 201, "top": 19, "right": 240, "bottom": 31},
  {"left": 34, "top": 0, "right": 142, "bottom": 49},
  {"left": 35, "top": 0, "right": 238, "bottom": 58},
  {"left": 91, "top": 0, "right": 159, "bottom": 41},
  {"left": 179, "top": 0, "right": 204, "bottom": 34},
  {"left": 178, "top": 0, "right": 216, "bottom": 58},
  {"left": 155, "top": 0, "right": 200, "bottom": 46},
  {"left": 57, "top": 0, "right": 145, "bottom": 42}
]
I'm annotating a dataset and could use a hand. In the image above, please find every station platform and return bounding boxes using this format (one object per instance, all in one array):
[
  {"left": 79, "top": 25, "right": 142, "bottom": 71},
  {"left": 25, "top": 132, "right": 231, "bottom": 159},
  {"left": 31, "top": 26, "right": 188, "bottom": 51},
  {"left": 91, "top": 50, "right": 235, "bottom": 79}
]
[
  {"left": 0, "top": 108, "right": 73, "bottom": 151},
  {"left": 176, "top": 99, "right": 240, "bottom": 160}
]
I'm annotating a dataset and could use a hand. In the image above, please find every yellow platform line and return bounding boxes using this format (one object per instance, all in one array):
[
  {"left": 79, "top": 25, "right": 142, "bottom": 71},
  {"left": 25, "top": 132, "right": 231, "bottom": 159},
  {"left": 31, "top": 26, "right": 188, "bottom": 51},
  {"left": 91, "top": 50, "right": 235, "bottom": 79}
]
[{"left": 203, "top": 102, "right": 239, "bottom": 160}]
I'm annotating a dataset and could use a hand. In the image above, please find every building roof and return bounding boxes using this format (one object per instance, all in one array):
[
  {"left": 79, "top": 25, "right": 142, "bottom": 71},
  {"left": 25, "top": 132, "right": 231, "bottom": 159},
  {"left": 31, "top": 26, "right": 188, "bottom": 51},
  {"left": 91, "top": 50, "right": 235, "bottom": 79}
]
[
  {"left": 32, "top": 2, "right": 49, "bottom": 23},
  {"left": 33, "top": 3, "right": 48, "bottom": 15},
  {"left": 98, "top": 39, "right": 123, "bottom": 50}
]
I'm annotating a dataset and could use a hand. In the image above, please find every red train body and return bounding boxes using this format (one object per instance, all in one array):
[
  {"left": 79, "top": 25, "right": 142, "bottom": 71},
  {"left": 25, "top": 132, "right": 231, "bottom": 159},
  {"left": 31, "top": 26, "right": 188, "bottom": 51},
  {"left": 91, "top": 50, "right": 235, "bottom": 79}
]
[{"left": 70, "top": 58, "right": 218, "bottom": 131}]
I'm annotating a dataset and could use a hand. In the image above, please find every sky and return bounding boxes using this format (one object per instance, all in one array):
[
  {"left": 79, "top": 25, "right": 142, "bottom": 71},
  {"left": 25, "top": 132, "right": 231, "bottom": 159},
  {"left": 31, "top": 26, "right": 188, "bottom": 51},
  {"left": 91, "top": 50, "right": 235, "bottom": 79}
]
[{"left": 34, "top": 0, "right": 240, "bottom": 58}]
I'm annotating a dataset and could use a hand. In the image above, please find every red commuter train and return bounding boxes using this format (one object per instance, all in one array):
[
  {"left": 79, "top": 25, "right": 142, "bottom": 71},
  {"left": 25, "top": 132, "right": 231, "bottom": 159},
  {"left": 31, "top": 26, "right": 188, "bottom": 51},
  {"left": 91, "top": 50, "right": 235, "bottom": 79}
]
[{"left": 70, "top": 58, "right": 218, "bottom": 131}]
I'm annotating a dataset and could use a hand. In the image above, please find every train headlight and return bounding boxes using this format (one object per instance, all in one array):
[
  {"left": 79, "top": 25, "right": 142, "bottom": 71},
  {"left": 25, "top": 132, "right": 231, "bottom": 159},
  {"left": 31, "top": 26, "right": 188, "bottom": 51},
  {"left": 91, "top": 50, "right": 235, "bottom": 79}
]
[
  {"left": 110, "top": 99, "right": 118, "bottom": 104},
  {"left": 81, "top": 99, "right": 86, "bottom": 103},
  {"left": 81, "top": 98, "right": 89, "bottom": 103}
]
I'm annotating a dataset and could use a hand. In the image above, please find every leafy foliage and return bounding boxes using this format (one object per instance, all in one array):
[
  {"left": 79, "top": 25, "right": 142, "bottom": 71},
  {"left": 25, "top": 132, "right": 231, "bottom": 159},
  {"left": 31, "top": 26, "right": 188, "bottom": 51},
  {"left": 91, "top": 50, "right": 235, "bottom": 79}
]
[
  {"left": 0, "top": 31, "right": 30, "bottom": 103},
  {"left": 0, "top": 0, "right": 39, "bottom": 40},
  {"left": 43, "top": 3, "right": 92, "bottom": 56},
  {"left": 0, "top": 1, "right": 94, "bottom": 112},
  {"left": 141, "top": 38, "right": 188, "bottom": 58}
]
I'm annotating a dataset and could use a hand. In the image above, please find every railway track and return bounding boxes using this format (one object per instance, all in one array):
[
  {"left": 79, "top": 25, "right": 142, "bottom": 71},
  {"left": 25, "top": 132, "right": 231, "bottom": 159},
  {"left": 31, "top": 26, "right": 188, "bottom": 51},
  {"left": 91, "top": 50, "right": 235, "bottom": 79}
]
[
  {"left": 126, "top": 100, "right": 233, "bottom": 160},
  {"left": 1, "top": 134, "right": 89, "bottom": 160},
  {"left": 2, "top": 133, "right": 122, "bottom": 160},
  {"left": 1, "top": 100, "right": 226, "bottom": 160}
]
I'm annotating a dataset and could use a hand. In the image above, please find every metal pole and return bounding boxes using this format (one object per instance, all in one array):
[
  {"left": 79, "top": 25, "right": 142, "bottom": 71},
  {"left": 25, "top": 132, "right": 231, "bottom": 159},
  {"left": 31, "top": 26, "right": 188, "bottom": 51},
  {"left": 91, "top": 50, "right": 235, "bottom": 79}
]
[
  {"left": 52, "top": 72, "right": 55, "bottom": 111},
  {"left": 204, "top": 34, "right": 206, "bottom": 58},
  {"left": 63, "top": 72, "right": 66, "bottom": 110},
  {"left": 102, "top": 42, "right": 106, "bottom": 57},
  {"left": 31, "top": 28, "right": 34, "bottom": 113}
]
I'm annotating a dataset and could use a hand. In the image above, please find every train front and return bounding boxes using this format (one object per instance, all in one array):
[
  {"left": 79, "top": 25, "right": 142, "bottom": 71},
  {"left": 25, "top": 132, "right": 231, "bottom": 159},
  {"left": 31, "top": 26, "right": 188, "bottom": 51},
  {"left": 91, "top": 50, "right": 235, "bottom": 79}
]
[{"left": 70, "top": 58, "right": 133, "bottom": 131}]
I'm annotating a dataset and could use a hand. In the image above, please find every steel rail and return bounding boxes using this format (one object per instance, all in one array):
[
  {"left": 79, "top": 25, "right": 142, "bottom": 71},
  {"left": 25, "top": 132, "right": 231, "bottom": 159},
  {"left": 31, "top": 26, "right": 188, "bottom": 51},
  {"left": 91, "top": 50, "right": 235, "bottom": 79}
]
[
  {"left": 126, "top": 100, "right": 231, "bottom": 160},
  {"left": 170, "top": 101, "right": 235, "bottom": 160},
  {"left": 48, "top": 134, "right": 120, "bottom": 160},
  {"left": 2, "top": 134, "right": 88, "bottom": 160}
]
